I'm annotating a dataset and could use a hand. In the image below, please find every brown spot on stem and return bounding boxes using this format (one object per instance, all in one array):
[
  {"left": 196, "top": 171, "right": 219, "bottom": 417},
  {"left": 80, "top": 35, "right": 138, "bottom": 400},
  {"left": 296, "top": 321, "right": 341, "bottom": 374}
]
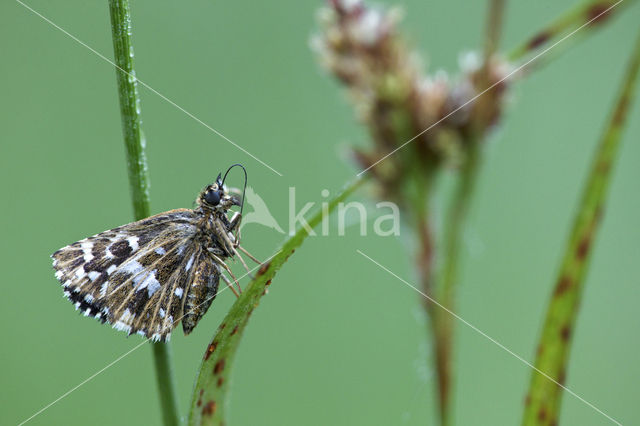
[
  {"left": 554, "top": 276, "right": 573, "bottom": 296},
  {"left": 214, "top": 359, "right": 226, "bottom": 375},
  {"left": 204, "top": 341, "right": 218, "bottom": 361},
  {"left": 558, "top": 368, "right": 567, "bottom": 385},
  {"left": 538, "top": 407, "right": 548, "bottom": 421},
  {"left": 202, "top": 401, "right": 217, "bottom": 416},
  {"left": 528, "top": 32, "right": 550, "bottom": 51},
  {"left": 217, "top": 377, "right": 225, "bottom": 388},
  {"left": 612, "top": 95, "right": 630, "bottom": 126},
  {"left": 576, "top": 236, "right": 591, "bottom": 260},
  {"left": 587, "top": 3, "right": 611, "bottom": 24},
  {"left": 257, "top": 262, "right": 271, "bottom": 276},
  {"left": 230, "top": 325, "right": 239, "bottom": 336},
  {"left": 524, "top": 394, "right": 531, "bottom": 406},
  {"left": 597, "top": 160, "right": 611, "bottom": 175},
  {"left": 560, "top": 325, "right": 571, "bottom": 341},
  {"left": 265, "top": 279, "right": 272, "bottom": 287},
  {"left": 219, "top": 323, "right": 226, "bottom": 330},
  {"left": 536, "top": 344, "right": 544, "bottom": 357}
]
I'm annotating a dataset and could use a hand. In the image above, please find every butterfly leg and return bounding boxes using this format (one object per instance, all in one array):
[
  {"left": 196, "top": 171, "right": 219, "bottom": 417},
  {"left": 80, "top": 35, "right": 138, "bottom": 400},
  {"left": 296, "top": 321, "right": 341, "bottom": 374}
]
[
  {"left": 224, "top": 212, "right": 259, "bottom": 264},
  {"left": 232, "top": 248, "right": 254, "bottom": 280},
  {"left": 220, "top": 273, "right": 239, "bottom": 298},
  {"left": 237, "top": 245, "right": 261, "bottom": 264},
  {"left": 227, "top": 211, "right": 243, "bottom": 246},
  {"left": 208, "top": 250, "right": 242, "bottom": 296}
]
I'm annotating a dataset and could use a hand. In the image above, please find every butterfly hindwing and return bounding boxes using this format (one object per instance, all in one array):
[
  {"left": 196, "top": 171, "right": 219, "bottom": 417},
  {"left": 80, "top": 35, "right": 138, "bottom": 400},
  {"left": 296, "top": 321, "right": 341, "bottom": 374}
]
[{"left": 181, "top": 248, "right": 220, "bottom": 335}]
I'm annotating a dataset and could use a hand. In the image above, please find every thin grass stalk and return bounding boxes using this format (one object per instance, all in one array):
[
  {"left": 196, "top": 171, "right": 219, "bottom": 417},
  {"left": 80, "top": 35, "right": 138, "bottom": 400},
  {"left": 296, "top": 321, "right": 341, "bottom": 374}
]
[
  {"left": 426, "top": 2, "right": 507, "bottom": 424},
  {"left": 107, "top": 1, "right": 181, "bottom": 425}
]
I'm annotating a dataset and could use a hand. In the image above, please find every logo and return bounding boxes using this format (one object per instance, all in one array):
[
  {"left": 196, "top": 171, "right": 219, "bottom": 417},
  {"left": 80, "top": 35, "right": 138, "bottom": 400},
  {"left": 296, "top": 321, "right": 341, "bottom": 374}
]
[{"left": 240, "top": 187, "right": 400, "bottom": 237}]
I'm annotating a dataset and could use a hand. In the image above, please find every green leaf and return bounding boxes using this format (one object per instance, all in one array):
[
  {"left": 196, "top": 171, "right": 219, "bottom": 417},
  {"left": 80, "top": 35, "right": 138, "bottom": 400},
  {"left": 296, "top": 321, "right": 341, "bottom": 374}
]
[
  {"left": 522, "top": 32, "right": 640, "bottom": 426},
  {"left": 188, "top": 178, "right": 365, "bottom": 426}
]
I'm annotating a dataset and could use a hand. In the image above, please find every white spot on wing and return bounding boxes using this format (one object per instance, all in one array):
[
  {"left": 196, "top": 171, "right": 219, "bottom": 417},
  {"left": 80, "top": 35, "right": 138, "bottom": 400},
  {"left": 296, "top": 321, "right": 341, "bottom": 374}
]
[
  {"left": 174, "top": 287, "right": 184, "bottom": 298},
  {"left": 127, "top": 236, "right": 139, "bottom": 252},
  {"left": 81, "top": 241, "right": 94, "bottom": 263},
  {"left": 159, "top": 308, "right": 165, "bottom": 318},
  {"left": 88, "top": 271, "right": 100, "bottom": 281},
  {"left": 105, "top": 247, "right": 115, "bottom": 259},
  {"left": 84, "top": 294, "right": 94, "bottom": 303},
  {"left": 120, "top": 260, "right": 144, "bottom": 278},
  {"left": 185, "top": 254, "right": 195, "bottom": 271},
  {"left": 100, "top": 282, "right": 109, "bottom": 297},
  {"left": 75, "top": 268, "right": 86, "bottom": 279},
  {"left": 106, "top": 265, "right": 117, "bottom": 275},
  {"left": 113, "top": 321, "right": 132, "bottom": 333},
  {"left": 136, "top": 270, "right": 161, "bottom": 297},
  {"left": 155, "top": 247, "right": 166, "bottom": 255}
]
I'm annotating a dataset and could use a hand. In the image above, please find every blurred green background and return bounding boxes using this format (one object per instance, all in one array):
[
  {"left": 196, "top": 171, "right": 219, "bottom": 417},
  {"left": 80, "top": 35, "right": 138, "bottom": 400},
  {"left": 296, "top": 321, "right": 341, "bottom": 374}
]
[{"left": 2, "top": 1, "right": 639, "bottom": 425}]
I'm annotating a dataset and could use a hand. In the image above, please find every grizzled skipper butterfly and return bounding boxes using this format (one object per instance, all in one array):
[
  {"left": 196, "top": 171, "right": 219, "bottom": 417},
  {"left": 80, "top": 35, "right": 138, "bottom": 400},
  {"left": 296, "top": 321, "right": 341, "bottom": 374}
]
[{"left": 51, "top": 164, "right": 259, "bottom": 342}]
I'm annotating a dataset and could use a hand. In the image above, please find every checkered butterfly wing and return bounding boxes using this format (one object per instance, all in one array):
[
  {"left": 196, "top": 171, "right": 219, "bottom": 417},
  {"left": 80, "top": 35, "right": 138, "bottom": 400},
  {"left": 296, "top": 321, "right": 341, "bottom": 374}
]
[{"left": 51, "top": 208, "right": 220, "bottom": 342}]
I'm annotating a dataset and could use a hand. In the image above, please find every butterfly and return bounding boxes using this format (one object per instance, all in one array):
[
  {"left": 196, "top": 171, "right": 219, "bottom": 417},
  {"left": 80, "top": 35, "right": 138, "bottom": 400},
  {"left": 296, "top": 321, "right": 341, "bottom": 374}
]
[{"left": 51, "top": 164, "right": 259, "bottom": 342}]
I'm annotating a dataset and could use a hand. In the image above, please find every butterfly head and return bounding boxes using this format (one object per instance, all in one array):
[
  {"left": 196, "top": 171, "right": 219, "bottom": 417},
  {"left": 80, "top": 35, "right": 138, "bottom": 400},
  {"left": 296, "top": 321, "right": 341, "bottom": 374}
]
[{"left": 198, "top": 173, "right": 241, "bottom": 211}]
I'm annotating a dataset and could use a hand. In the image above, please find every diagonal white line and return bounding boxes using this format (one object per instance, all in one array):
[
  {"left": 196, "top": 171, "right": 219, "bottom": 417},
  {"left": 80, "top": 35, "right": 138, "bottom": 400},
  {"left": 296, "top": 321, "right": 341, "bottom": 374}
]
[
  {"left": 356, "top": 249, "right": 621, "bottom": 426},
  {"left": 18, "top": 250, "right": 280, "bottom": 425},
  {"left": 15, "top": 0, "right": 283, "bottom": 177},
  {"left": 17, "top": 342, "right": 145, "bottom": 426},
  {"left": 357, "top": 0, "right": 624, "bottom": 176}
]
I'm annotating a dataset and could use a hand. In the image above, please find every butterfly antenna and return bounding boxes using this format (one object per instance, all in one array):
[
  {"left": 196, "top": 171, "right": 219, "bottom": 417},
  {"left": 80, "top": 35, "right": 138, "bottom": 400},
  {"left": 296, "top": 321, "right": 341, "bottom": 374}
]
[{"left": 222, "top": 164, "right": 248, "bottom": 235}]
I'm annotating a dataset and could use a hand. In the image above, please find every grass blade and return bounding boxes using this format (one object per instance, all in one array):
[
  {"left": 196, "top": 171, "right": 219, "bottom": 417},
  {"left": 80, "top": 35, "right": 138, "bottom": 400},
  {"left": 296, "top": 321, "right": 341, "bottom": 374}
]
[
  {"left": 522, "top": 32, "right": 640, "bottom": 426},
  {"left": 188, "top": 178, "right": 365, "bottom": 426},
  {"left": 107, "top": 1, "right": 181, "bottom": 425}
]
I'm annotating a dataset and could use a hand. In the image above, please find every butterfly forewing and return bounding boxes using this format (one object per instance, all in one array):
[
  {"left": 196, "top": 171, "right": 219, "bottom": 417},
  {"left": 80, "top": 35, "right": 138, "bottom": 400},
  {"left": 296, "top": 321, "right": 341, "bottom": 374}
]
[{"left": 51, "top": 208, "right": 221, "bottom": 341}]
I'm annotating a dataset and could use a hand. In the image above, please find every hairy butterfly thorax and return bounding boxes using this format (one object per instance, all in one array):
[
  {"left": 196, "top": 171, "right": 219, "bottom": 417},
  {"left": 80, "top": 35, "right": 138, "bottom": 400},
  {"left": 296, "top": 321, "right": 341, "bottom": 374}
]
[{"left": 51, "top": 164, "right": 259, "bottom": 342}]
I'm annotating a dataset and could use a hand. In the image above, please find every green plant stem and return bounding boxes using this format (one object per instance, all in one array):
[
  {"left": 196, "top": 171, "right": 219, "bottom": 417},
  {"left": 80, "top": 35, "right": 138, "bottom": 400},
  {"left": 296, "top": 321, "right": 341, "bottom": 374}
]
[
  {"left": 508, "top": 0, "right": 636, "bottom": 63},
  {"left": 431, "top": 144, "right": 481, "bottom": 426},
  {"left": 522, "top": 32, "right": 640, "bottom": 426},
  {"left": 188, "top": 178, "right": 366, "bottom": 426},
  {"left": 107, "top": 1, "right": 180, "bottom": 425},
  {"left": 151, "top": 342, "right": 182, "bottom": 426},
  {"left": 483, "top": 0, "right": 506, "bottom": 66},
  {"left": 425, "top": 2, "right": 505, "bottom": 422}
]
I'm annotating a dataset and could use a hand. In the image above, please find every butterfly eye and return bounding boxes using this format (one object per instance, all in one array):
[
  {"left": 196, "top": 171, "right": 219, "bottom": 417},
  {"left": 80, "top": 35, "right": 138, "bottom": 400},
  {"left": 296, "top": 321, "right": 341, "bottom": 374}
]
[{"left": 204, "top": 189, "right": 221, "bottom": 206}]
